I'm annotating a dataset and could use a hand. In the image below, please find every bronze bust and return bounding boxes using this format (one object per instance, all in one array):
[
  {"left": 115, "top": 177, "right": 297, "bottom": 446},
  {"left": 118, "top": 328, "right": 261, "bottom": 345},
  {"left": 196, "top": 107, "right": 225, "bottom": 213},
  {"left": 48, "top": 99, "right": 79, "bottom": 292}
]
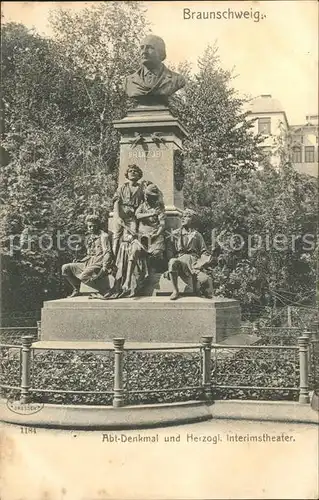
[{"left": 125, "top": 35, "right": 186, "bottom": 99}]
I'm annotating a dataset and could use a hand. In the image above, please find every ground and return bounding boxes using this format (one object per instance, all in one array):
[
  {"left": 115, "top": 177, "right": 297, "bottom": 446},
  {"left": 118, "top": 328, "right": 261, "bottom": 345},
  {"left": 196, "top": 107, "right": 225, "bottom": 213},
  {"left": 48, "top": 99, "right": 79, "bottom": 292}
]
[{"left": 0, "top": 419, "right": 317, "bottom": 500}]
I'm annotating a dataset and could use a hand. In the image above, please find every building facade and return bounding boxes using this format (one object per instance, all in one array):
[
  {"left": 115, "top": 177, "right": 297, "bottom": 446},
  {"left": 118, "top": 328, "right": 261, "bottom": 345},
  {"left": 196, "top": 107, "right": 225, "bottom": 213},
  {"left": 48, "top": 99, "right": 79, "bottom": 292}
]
[
  {"left": 290, "top": 115, "right": 318, "bottom": 177},
  {"left": 248, "top": 95, "right": 318, "bottom": 177}
]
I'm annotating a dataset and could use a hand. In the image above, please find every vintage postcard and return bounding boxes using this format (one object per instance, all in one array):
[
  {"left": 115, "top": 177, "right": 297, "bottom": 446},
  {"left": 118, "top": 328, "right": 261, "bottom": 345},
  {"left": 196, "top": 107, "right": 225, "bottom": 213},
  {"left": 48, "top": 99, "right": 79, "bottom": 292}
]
[{"left": 0, "top": 1, "right": 318, "bottom": 499}]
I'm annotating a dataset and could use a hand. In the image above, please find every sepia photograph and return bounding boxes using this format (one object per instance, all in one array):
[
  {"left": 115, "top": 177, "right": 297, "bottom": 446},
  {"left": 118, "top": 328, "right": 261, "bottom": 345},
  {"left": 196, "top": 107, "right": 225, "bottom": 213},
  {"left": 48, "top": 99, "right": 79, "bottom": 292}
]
[{"left": 0, "top": 1, "right": 318, "bottom": 499}]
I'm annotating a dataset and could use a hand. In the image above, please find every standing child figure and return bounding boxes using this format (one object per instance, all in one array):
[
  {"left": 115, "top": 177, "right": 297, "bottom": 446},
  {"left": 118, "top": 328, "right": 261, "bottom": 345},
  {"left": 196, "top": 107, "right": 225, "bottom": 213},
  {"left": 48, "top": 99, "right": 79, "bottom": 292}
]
[{"left": 112, "top": 164, "right": 145, "bottom": 259}]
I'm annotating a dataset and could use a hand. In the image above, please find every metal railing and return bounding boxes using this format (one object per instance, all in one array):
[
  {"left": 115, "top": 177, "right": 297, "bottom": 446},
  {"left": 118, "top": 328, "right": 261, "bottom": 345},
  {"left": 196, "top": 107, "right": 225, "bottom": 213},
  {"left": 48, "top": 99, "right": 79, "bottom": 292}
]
[
  {"left": 211, "top": 336, "right": 310, "bottom": 402},
  {"left": 0, "top": 329, "right": 316, "bottom": 407},
  {"left": 0, "top": 336, "right": 211, "bottom": 406}
]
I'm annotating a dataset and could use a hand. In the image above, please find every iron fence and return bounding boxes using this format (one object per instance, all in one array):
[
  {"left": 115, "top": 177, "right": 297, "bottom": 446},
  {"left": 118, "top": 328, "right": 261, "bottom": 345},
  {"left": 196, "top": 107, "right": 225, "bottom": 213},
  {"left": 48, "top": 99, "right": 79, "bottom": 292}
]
[
  {"left": 0, "top": 326, "right": 316, "bottom": 407},
  {"left": 30, "top": 346, "right": 114, "bottom": 405},
  {"left": 211, "top": 343, "right": 300, "bottom": 401},
  {"left": 122, "top": 344, "right": 203, "bottom": 405}
]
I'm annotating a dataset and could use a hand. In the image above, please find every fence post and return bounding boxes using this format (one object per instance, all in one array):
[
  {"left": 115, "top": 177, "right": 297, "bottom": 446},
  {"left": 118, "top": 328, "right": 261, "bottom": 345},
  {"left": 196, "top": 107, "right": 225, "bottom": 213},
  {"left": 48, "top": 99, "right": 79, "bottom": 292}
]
[
  {"left": 201, "top": 336, "right": 213, "bottom": 402},
  {"left": 298, "top": 332, "right": 310, "bottom": 404},
  {"left": 20, "top": 335, "right": 33, "bottom": 404},
  {"left": 287, "top": 306, "right": 292, "bottom": 327},
  {"left": 37, "top": 321, "right": 42, "bottom": 341},
  {"left": 113, "top": 338, "right": 125, "bottom": 408}
]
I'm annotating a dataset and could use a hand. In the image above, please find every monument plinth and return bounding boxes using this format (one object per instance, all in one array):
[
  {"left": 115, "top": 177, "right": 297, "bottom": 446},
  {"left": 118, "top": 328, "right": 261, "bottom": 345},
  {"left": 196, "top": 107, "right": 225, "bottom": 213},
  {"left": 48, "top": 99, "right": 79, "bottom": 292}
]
[
  {"left": 40, "top": 296, "right": 241, "bottom": 343},
  {"left": 112, "top": 105, "right": 188, "bottom": 230}
]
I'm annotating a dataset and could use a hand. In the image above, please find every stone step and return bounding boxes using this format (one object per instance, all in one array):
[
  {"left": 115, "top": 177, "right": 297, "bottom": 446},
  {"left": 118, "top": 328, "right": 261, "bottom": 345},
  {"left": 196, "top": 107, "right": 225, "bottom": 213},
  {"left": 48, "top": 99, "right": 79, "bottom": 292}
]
[
  {"left": 32, "top": 340, "right": 199, "bottom": 350},
  {"left": 43, "top": 295, "right": 238, "bottom": 308},
  {"left": 33, "top": 332, "right": 259, "bottom": 353}
]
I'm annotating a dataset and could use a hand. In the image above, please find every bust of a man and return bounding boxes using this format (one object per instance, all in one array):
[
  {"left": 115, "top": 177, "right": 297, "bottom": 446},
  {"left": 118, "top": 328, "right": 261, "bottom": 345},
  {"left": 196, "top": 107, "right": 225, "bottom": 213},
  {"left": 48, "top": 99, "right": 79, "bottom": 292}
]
[{"left": 125, "top": 34, "right": 186, "bottom": 99}]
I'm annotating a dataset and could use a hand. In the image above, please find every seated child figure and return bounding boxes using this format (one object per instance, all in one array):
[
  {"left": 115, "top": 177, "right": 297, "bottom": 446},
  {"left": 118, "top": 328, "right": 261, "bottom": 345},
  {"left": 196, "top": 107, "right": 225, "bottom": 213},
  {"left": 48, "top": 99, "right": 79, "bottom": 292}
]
[
  {"left": 61, "top": 214, "right": 114, "bottom": 297},
  {"left": 166, "top": 209, "right": 213, "bottom": 300}
]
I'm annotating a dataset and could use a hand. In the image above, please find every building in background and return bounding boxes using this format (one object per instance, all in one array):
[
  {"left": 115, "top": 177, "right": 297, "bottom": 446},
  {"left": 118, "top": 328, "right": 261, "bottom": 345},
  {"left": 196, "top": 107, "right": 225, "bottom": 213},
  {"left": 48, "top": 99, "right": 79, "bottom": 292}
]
[
  {"left": 290, "top": 115, "right": 318, "bottom": 177},
  {"left": 248, "top": 95, "right": 318, "bottom": 177}
]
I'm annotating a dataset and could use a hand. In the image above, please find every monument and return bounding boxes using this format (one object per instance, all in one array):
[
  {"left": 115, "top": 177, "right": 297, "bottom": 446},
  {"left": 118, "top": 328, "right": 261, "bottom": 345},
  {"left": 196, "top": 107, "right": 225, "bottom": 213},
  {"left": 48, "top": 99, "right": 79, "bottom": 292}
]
[{"left": 40, "top": 34, "right": 241, "bottom": 343}]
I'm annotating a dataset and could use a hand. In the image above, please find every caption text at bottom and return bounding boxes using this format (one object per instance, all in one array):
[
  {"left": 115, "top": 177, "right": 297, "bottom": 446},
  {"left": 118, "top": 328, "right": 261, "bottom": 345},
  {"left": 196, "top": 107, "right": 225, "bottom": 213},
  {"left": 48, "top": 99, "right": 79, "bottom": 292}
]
[{"left": 102, "top": 432, "right": 296, "bottom": 444}]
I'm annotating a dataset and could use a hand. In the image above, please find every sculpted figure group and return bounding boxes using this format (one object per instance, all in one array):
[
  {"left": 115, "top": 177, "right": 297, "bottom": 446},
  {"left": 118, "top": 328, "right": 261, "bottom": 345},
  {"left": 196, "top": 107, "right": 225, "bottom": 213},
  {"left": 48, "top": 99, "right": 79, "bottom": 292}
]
[
  {"left": 62, "top": 165, "right": 213, "bottom": 301},
  {"left": 62, "top": 34, "right": 213, "bottom": 300}
]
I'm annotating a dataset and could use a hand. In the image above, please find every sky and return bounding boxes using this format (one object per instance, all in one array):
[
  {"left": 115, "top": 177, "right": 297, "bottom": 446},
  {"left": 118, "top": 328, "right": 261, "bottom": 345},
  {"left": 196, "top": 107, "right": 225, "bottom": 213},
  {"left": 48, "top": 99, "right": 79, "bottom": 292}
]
[{"left": 2, "top": 1, "right": 318, "bottom": 125}]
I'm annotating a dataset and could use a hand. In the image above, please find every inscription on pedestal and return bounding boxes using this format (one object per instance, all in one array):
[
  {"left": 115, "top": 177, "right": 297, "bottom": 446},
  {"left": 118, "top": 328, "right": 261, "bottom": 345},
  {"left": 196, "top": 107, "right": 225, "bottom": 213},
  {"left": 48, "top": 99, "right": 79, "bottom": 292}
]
[{"left": 128, "top": 149, "right": 162, "bottom": 160}]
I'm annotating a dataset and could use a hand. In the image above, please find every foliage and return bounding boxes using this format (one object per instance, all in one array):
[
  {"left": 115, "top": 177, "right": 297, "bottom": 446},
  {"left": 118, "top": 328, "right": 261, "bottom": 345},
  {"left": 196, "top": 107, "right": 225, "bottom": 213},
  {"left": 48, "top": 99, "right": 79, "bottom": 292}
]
[
  {"left": 168, "top": 46, "right": 317, "bottom": 313},
  {"left": 169, "top": 49, "right": 317, "bottom": 313},
  {"left": 198, "top": 164, "right": 317, "bottom": 312},
  {"left": 1, "top": 3, "right": 148, "bottom": 311},
  {"left": 48, "top": 0, "right": 149, "bottom": 161},
  {"left": 170, "top": 45, "right": 264, "bottom": 181}
]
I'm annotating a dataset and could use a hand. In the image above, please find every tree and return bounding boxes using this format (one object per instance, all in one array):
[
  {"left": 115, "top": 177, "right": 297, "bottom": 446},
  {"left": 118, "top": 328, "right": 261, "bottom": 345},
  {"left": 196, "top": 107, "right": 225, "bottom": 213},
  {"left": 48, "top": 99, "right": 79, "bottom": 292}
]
[
  {"left": 1, "top": 2, "right": 148, "bottom": 311},
  {"left": 49, "top": 1, "right": 148, "bottom": 167},
  {"left": 167, "top": 48, "right": 317, "bottom": 312},
  {"left": 170, "top": 45, "right": 264, "bottom": 186},
  {"left": 199, "top": 155, "right": 317, "bottom": 313},
  {"left": 1, "top": 23, "right": 74, "bottom": 310}
]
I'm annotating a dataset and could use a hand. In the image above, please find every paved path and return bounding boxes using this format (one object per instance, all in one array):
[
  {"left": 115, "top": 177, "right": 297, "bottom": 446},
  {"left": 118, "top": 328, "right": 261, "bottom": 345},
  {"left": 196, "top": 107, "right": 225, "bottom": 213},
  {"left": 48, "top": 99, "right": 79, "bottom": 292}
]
[{"left": 1, "top": 419, "right": 318, "bottom": 500}]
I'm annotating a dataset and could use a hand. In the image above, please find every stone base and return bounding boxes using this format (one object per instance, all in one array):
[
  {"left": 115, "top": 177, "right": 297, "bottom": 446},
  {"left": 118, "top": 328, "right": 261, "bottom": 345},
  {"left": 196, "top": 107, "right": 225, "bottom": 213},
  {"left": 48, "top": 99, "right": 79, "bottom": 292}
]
[
  {"left": 40, "top": 296, "right": 241, "bottom": 343},
  {"left": 2, "top": 399, "right": 316, "bottom": 429},
  {"left": 0, "top": 399, "right": 212, "bottom": 429}
]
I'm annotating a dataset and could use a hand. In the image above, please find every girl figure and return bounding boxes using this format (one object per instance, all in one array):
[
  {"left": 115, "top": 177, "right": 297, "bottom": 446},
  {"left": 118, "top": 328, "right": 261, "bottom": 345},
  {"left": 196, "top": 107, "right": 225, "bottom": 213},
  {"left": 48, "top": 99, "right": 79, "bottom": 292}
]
[
  {"left": 119, "top": 183, "right": 166, "bottom": 298},
  {"left": 112, "top": 164, "right": 145, "bottom": 259}
]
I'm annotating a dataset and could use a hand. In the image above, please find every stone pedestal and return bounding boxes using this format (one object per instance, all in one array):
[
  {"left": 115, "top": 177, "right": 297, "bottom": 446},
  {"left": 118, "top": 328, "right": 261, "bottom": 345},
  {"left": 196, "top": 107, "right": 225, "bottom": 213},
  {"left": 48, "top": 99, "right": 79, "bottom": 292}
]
[
  {"left": 112, "top": 104, "right": 188, "bottom": 230},
  {"left": 40, "top": 296, "right": 241, "bottom": 343}
]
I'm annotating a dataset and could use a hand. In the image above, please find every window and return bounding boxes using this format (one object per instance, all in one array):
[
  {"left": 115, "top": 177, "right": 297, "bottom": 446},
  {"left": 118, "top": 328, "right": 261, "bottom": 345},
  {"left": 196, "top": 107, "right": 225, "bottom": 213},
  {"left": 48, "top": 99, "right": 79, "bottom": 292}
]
[
  {"left": 292, "top": 146, "right": 302, "bottom": 163},
  {"left": 305, "top": 146, "right": 315, "bottom": 163},
  {"left": 258, "top": 117, "right": 271, "bottom": 135}
]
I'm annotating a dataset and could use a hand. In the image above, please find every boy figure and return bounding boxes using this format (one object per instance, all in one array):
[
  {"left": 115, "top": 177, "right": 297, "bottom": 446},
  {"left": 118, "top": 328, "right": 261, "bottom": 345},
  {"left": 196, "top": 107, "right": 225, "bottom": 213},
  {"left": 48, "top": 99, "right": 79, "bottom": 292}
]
[
  {"left": 61, "top": 214, "right": 114, "bottom": 298},
  {"left": 166, "top": 209, "right": 213, "bottom": 301}
]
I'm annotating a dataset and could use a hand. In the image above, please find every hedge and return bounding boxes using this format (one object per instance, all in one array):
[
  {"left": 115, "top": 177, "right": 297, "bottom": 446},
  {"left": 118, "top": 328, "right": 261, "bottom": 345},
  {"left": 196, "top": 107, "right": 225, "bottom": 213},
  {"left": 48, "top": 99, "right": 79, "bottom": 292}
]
[{"left": 2, "top": 327, "right": 317, "bottom": 405}]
